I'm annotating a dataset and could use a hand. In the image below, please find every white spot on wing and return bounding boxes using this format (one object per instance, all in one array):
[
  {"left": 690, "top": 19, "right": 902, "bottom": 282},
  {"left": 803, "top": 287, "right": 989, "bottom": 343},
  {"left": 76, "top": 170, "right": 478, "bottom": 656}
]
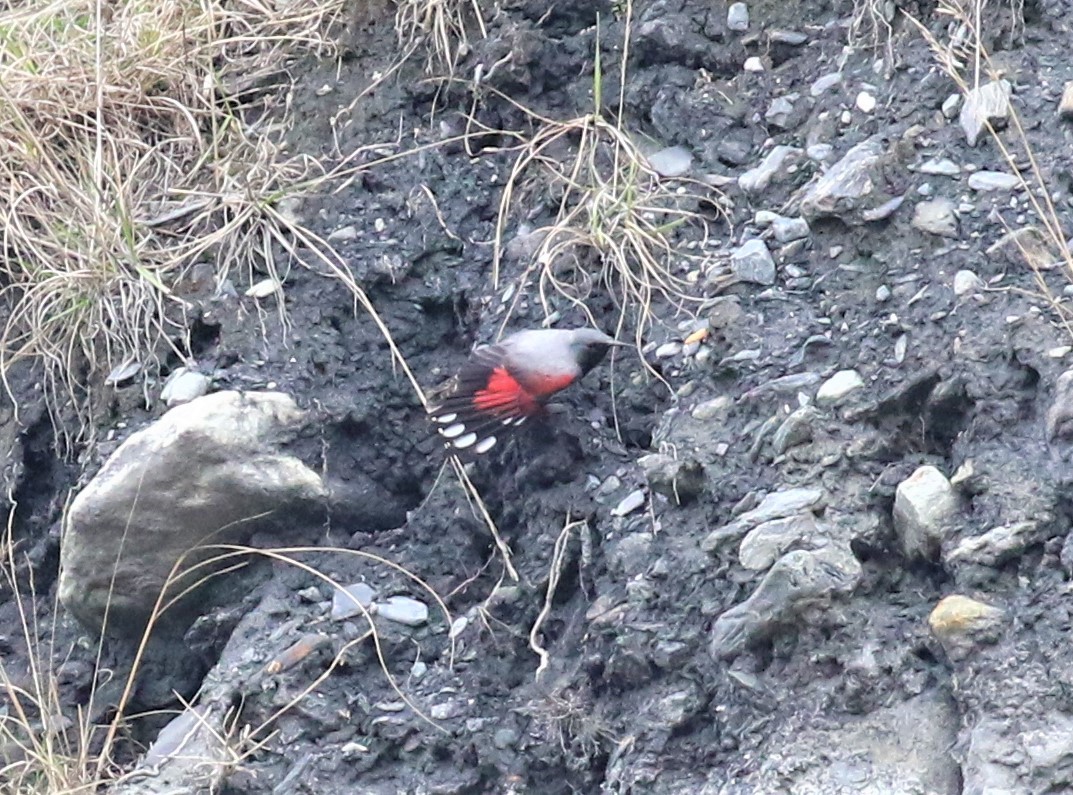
[
  {"left": 434, "top": 413, "right": 457, "bottom": 423},
  {"left": 475, "top": 436, "right": 497, "bottom": 454},
  {"left": 453, "top": 432, "right": 478, "bottom": 449},
  {"left": 441, "top": 423, "right": 467, "bottom": 438}
]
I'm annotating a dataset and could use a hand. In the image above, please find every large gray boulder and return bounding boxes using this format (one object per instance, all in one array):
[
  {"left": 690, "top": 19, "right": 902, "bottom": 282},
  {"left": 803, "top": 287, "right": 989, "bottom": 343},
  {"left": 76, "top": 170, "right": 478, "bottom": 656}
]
[{"left": 59, "top": 391, "right": 327, "bottom": 634}]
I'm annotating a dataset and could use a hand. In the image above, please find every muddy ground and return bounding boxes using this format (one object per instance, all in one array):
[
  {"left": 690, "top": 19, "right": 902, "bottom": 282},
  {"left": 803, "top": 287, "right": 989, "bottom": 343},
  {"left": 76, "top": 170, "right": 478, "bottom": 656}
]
[{"left": 5, "top": 0, "right": 1073, "bottom": 792}]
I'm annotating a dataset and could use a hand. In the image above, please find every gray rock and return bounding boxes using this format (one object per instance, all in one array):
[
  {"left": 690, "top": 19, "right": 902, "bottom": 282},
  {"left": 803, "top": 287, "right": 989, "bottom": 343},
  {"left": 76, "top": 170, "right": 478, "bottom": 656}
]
[
  {"left": 810, "top": 72, "right": 842, "bottom": 97},
  {"left": 771, "top": 216, "right": 810, "bottom": 243},
  {"left": 928, "top": 594, "right": 1005, "bottom": 661},
  {"left": 960, "top": 79, "right": 1011, "bottom": 146},
  {"left": 798, "top": 137, "right": 893, "bottom": 224},
  {"left": 637, "top": 454, "right": 706, "bottom": 504},
  {"left": 709, "top": 546, "right": 861, "bottom": 658},
  {"left": 893, "top": 465, "right": 958, "bottom": 560},
  {"left": 727, "top": 2, "right": 749, "bottom": 31},
  {"left": 612, "top": 489, "right": 646, "bottom": 517},
  {"left": 765, "top": 97, "right": 795, "bottom": 129},
  {"left": 941, "top": 93, "right": 961, "bottom": 119},
  {"left": 331, "top": 582, "right": 378, "bottom": 621},
  {"left": 806, "top": 143, "right": 833, "bottom": 162},
  {"left": 161, "top": 368, "right": 210, "bottom": 407},
  {"left": 769, "top": 29, "right": 807, "bottom": 45},
  {"left": 702, "top": 487, "right": 826, "bottom": 551},
  {"left": 327, "top": 224, "right": 358, "bottom": 242},
  {"left": 647, "top": 145, "right": 693, "bottom": 177},
  {"left": 945, "top": 520, "right": 1046, "bottom": 569},
  {"left": 655, "top": 341, "right": 682, "bottom": 359},
  {"left": 912, "top": 198, "right": 959, "bottom": 237},
  {"left": 953, "top": 269, "right": 985, "bottom": 296},
  {"left": 771, "top": 405, "right": 820, "bottom": 455},
  {"left": 967, "top": 170, "right": 1020, "bottom": 191},
  {"left": 58, "top": 391, "right": 327, "bottom": 633},
  {"left": 738, "top": 146, "right": 804, "bottom": 194},
  {"left": 1061, "top": 82, "right": 1073, "bottom": 120},
  {"left": 691, "top": 395, "right": 732, "bottom": 420},
  {"left": 816, "top": 369, "right": 865, "bottom": 405},
  {"left": 917, "top": 157, "right": 961, "bottom": 176},
  {"left": 731, "top": 239, "right": 776, "bottom": 285},
  {"left": 377, "top": 596, "right": 429, "bottom": 627},
  {"left": 738, "top": 513, "right": 822, "bottom": 570},
  {"left": 1047, "top": 369, "right": 1073, "bottom": 440}
]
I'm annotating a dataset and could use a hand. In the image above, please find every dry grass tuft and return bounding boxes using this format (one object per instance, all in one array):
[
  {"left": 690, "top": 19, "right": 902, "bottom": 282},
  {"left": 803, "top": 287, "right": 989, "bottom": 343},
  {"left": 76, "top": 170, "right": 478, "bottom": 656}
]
[
  {"left": 0, "top": 0, "right": 346, "bottom": 445},
  {"left": 486, "top": 7, "right": 727, "bottom": 352},
  {"left": 394, "top": 0, "right": 487, "bottom": 77}
]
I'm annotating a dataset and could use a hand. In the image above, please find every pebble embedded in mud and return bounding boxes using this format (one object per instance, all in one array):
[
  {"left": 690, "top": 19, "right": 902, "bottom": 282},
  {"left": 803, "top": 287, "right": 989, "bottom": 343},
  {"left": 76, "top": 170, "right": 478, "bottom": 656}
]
[
  {"left": 376, "top": 596, "right": 429, "bottom": 627},
  {"left": 816, "top": 369, "right": 865, "bottom": 406},
  {"left": 893, "top": 465, "right": 958, "bottom": 560},
  {"left": 731, "top": 238, "right": 776, "bottom": 285},
  {"left": 928, "top": 594, "right": 1005, "bottom": 661}
]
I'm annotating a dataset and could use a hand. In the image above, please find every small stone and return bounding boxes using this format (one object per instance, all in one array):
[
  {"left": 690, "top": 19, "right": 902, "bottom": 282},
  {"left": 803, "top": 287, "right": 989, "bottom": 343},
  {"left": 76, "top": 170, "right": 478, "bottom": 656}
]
[
  {"left": 612, "top": 489, "right": 646, "bottom": 517},
  {"left": 1060, "top": 82, "right": 1073, "bottom": 121},
  {"left": 771, "top": 216, "right": 810, "bottom": 243},
  {"left": 692, "top": 395, "right": 733, "bottom": 420},
  {"left": 744, "top": 56, "right": 764, "bottom": 72},
  {"left": 856, "top": 91, "right": 876, "bottom": 113},
  {"left": 941, "top": 93, "right": 961, "bottom": 119},
  {"left": 917, "top": 158, "right": 961, "bottom": 176},
  {"left": 798, "top": 137, "right": 888, "bottom": 224},
  {"left": 430, "top": 701, "right": 463, "bottom": 721},
  {"left": 647, "top": 146, "right": 693, "bottom": 177},
  {"left": 967, "top": 170, "right": 1020, "bottom": 191},
  {"left": 727, "top": 2, "right": 749, "bottom": 31},
  {"left": 816, "top": 370, "right": 865, "bottom": 406},
  {"left": 1046, "top": 370, "right": 1073, "bottom": 440},
  {"left": 945, "top": 521, "right": 1045, "bottom": 568},
  {"left": 376, "top": 596, "right": 429, "bottom": 627},
  {"left": 765, "top": 97, "right": 795, "bottom": 129},
  {"left": 806, "top": 143, "right": 833, "bottom": 162},
  {"left": 875, "top": 285, "right": 891, "bottom": 302},
  {"left": 953, "top": 269, "right": 984, "bottom": 296},
  {"left": 771, "top": 405, "right": 821, "bottom": 454},
  {"left": 928, "top": 595, "right": 1005, "bottom": 661},
  {"left": 710, "top": 546, "right": 861, "bottom": 659},
  {"left": 637, "top": 454, "right": 706, "bottom": 504},
  {"left": 739, "top": 513, "right": 821, "bottom": 570},
  {"left": 810, "top": 72, "right": 842, "bottom": 97},
  {"left": 245, "top": 278, "right": 282, "bottom": 299},
  {"left": 702, "top": 487, "right": 826, "bottom": 551},
  {"left": 738, "top": 146, "right": 804, "bottom": 194},
  {"left": 960, "top": 80, "right": 1011, "bottom": 146},
  {"left": 655, "top": 341, "right": 682, "bottom": 359},
  {"left": 160, "top": 369, "right": 210, "bottom": 407},
  {"left": 331, "top": 582, "right": 378, "bottom": 621},
  {"left": 912, "top": 198, "right": 959, "bottom": 237},
  {"left": 769, "top": 29, "right": 808, "bottom": 45},
  {"left": 893, "top": 466, "right": 958, "bottom": 560},
  {"left": 327, "top": 225, "right": 358, "bottom": 242},
  {"left": 731, "top": 239, "right": 776, "bottom": 286}
]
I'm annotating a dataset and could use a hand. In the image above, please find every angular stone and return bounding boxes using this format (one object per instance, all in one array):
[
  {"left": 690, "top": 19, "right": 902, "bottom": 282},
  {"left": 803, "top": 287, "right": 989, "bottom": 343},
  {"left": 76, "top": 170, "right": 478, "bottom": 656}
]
[
  {"left": 810, "top": 72, "right": 842, "bottom": 97},
  {"left": 798, "top": 137, "right": 894, "bottom": 225},
  {"left": 953, "top": 269, "right": 984, "bottom": 296},
  {"left": 893, "top": 465, "right": 958, "bottom": 560},
  {"left": 1061, "top": 82, "right": 1073, "bottom": 120},
  {"left": 967, "top": 170, "right": 1020, "bottom": 191},
  {"left": 912, "top": 198, "right": 959, "bottom": 237},
  {"left": 647, "top": 145, "right": 693, "bottom": 177},
  {"left": 161, "top": 368, "right": 210, "bottom": 407},
  {"left": 928, "top": 594, "right": 1005, "bottom": 661},
  {"left": 637, "top": 454, "right": 706, "bottom": 504},
  {"left": 59, "top": 391, "right": 327, "bottom": 634},
  {"left": 765, "top": 97, "right": 795, "bottom": 129},
  {"left": 703, "top": 487, "right": 826, "bottom": 551},
  {"left": 731, "top": 239, "right": 776, "bottom": 285},
  {"left": 710, "top": 546, "right": 861, "bottom": 658},
  {"left": 727, "top": 2, "right": 749, "bottom": 31},
  {"left": 1047, "top": 370, "right": 1073, "bottom": 440},
  {"left": 945, "top": 520, "right": 1046, "bottom": 568},
  {"left": 739, "top": 513, "right": 821, "bottom": 570},
  {"left": 738, "top": 146, "right": 804, "bottom": 194},
  {"left": 816, "top": 370, "right": 864, "bottom": 406},
  {"left": 960, "top": 79, "right": 1011, "bottom": 146},
  {"left": 331, "top": 582, "right": 378, "bottom": 621},
  {"left": 771, "top": 216, "right": 810, "bottom": 243},
  {"left": 377, "top": 596, "right": 429, "bottom": 627}
]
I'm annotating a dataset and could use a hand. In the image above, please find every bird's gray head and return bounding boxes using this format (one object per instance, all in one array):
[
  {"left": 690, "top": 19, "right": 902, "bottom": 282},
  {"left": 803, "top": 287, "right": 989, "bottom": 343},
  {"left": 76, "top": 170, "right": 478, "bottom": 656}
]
[{"left": 568, "top": 328, "right": 627, "bottom": 374}]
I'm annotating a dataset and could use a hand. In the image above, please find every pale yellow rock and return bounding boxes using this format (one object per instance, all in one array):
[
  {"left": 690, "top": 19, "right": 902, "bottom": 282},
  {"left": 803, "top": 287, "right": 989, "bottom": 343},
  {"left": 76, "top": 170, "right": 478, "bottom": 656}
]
[{"left": 928, "top": 594, "right": 1005, "bottom": 660}]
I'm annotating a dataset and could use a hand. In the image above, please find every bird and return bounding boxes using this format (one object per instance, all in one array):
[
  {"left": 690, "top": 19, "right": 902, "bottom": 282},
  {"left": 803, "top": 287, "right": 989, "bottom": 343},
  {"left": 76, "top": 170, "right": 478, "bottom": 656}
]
[{"left": 427, "top": 327, "right": 626, "bottom": 456}]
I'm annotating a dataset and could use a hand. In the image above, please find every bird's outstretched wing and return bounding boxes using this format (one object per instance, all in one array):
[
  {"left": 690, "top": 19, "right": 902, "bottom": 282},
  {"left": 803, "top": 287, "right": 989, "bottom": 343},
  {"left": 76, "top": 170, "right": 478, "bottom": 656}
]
[{"left": 427, "top": 345, "right": 541, "bottom": 456}]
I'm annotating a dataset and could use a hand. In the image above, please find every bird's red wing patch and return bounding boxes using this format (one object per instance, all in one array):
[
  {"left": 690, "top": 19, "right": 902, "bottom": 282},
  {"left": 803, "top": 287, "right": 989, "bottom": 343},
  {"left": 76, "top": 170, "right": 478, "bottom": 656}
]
[
  {"left": 473, "top": 367, "right": 540, "bottom": 415},
  {"left": 428, "top": 350, "right": 542, "bottom": 457}
]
